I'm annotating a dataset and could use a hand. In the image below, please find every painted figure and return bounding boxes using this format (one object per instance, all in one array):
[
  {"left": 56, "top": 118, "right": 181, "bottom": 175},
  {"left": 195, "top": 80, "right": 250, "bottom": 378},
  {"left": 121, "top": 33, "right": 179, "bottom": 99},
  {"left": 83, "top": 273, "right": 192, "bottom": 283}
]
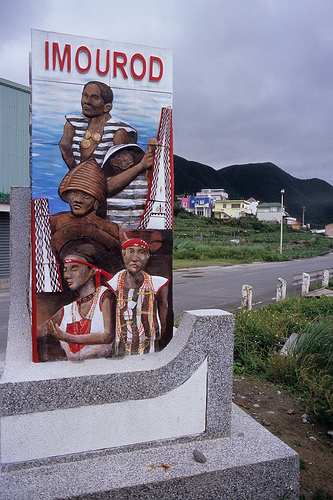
[
  {"left": 59, "top": 81, "right": 137, "bottom": 169},
  {"left": 108, "top": 238, "right": 169, "bottom": 355},
  {"left": 30, "top": 33, "right": 174, "bottom": 363},
  {"left": 50, "top": 158, "right": 121, "bottom": 272},
  {"left": 105, "top": 136, "right": 157, "bottom": 197},
  {"left": 58, "top": 80, "right": 158, "bottom": 225},
  {"left": 45, "top": 244, "right": 116, "bottom": 360},
  {"left": 102, "top": 133, "right": 156, "bottom": 229}
]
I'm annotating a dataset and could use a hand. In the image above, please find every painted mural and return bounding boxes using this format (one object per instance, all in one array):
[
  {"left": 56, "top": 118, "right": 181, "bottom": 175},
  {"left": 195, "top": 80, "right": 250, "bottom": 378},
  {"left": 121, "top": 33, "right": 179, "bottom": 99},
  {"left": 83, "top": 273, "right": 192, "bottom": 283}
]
[{"left": 30, "top": 30, "right": 173, "bottom": 362}]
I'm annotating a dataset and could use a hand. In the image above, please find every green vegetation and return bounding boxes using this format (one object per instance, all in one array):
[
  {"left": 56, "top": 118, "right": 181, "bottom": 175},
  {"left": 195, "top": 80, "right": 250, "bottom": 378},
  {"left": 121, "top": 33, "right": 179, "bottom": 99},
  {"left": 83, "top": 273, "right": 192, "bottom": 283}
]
[
  {"left": 234, "top": 295, "right": 333, "bottom": 425},
  {"left": 313, "top": 490, "right": 332, "bottom": 500},
  {"left": 0, "top": 192, "right": 10, "bottom": 201},
  {"left": 173, "top": 208, "right": 333, "bottom": 266}
]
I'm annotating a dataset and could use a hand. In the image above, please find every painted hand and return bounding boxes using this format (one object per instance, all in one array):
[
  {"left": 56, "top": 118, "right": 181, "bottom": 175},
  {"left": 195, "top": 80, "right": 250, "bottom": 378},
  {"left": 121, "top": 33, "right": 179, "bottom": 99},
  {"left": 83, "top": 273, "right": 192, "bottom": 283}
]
[
  {"left": 48, "top": 320, "right": 66, "bottom": 341},
  {"left": 140, "top": 138, "right": 158, "bottom": 171}
]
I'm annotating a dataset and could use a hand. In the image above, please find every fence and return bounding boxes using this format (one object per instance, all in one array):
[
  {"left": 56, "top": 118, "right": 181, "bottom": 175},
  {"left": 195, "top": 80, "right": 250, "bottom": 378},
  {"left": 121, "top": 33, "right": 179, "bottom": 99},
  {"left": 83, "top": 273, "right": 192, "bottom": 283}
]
[{"left": 241, "top": 268, "right": 333, "bottom": 311}]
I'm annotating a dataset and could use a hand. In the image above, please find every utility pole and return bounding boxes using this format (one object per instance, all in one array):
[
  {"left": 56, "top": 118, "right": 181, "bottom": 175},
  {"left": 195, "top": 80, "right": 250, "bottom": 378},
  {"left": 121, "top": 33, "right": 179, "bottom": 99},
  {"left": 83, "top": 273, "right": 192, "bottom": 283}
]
[
  {"left": 280, "top": 189, "right": 285, "bottom": 254},
  {"left": 302, "top": 206, "right": 306, "bottom": 228}
]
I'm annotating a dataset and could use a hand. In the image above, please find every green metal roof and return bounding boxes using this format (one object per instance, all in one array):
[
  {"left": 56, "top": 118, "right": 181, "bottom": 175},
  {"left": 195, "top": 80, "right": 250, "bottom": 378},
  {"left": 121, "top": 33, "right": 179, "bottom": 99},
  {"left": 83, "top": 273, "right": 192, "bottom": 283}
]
[{"left": 257, "top": 202, "right": 282, "bottom": 208}]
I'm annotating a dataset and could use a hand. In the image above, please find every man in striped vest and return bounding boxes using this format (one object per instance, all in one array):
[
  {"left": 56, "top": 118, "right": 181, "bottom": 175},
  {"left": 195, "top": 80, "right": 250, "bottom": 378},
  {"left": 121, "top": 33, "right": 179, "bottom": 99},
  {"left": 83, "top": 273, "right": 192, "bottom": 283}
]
[{"left": 59, "top": 81, "right": 137, "bottom": 170}]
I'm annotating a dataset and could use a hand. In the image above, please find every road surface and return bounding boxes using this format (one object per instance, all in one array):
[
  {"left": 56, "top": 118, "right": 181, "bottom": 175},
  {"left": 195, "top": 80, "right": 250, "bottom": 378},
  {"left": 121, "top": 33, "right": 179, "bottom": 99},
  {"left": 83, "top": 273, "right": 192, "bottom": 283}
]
[{"left": 173, "top": 252, "right": 333, "bottom": 314}]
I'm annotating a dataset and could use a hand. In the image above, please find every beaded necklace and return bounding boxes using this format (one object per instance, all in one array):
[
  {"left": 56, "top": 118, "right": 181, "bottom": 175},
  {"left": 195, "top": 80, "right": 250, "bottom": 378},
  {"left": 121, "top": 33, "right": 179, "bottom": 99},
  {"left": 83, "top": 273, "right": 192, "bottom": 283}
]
[
  {"left": 71, "top": 286, "right": 101, "bottom": 326},
  {"left": 76, "top": 291, "right": 96, "bottom": 305},
  {"left": 116, "top": 271, "right": 155, "bottom": 353}
]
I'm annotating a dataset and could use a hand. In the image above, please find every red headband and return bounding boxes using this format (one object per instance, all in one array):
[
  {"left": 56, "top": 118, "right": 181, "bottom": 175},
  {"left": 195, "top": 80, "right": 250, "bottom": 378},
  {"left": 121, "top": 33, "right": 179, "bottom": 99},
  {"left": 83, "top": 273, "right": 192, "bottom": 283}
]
[
  {"left": 63, "top": 258, "right": 113, "bottom": 288},
  {"left": 122, "top": 238, "right": 149, "bottom": 251}
]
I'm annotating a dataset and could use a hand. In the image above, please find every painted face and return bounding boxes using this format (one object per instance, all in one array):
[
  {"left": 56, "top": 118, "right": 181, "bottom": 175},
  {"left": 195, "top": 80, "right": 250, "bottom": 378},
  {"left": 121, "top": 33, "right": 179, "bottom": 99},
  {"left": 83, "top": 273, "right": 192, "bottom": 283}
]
[
  {"left": 122, "top": 246, "right": 150, "bottom": 274},
  {"left": 109, "top": 151, "right": 135, "bottom": 170},
  {"left": 81, "top": 83, "right": 111, "bottom": 118},
  {"left": 66, "top": 190, "right": 98, "bottom": 216},
  {"left": 63, "top": 258, "right": 92, "bottom": 292}
]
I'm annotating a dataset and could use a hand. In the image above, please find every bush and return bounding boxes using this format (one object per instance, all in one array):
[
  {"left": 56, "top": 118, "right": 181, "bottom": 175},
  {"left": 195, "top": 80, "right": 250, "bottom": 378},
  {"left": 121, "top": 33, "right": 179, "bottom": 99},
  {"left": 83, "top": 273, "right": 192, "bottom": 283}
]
[
  {"left": 295, "top": 320, "right": 333, "bottom": 376},
  {"left": 173, "top": 206, "right": 193, "bottom": 218},
  {"left": 234, "top": 296, "right": 333, "bottom": 425}
]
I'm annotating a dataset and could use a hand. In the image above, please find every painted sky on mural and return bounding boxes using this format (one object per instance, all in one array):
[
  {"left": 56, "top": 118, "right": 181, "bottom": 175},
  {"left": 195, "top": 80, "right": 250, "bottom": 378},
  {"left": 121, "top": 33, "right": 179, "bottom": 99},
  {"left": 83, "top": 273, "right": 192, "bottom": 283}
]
[{"left": 1, "top": 0, "right": 333, "bottom": 185}]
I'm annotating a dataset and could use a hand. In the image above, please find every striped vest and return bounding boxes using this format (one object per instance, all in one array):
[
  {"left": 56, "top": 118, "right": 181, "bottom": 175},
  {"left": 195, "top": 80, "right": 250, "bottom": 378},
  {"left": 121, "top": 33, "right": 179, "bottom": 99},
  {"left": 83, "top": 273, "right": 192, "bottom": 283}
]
[{"left": 66, "top": 114, "right": 137, "bottom": 167}]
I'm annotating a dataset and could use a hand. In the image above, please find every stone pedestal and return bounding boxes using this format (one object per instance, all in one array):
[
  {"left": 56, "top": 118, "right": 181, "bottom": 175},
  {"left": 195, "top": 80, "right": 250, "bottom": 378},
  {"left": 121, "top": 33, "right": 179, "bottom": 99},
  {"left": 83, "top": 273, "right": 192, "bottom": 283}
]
[{"left": 0, "top": 188, "right": 299, "bottom": 499}]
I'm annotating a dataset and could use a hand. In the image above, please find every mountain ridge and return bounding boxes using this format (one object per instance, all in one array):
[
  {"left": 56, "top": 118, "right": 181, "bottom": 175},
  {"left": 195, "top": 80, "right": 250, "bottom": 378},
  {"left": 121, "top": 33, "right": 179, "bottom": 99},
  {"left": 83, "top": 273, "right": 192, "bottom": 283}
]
[{"left": 174, "top": 155, "right": 333, "bottom": 228}]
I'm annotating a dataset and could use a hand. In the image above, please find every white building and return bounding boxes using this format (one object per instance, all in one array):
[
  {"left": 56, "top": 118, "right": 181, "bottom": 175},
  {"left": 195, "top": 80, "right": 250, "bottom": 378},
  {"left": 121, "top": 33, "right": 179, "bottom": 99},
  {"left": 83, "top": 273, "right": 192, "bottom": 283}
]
[
  {"left": 247, "top": 197, "right": 258, "bottom": 216},
  {"left": 256, "top": 202, "right": 286, "bottom": 223},
  {"left": 195, "top": 188, "right": 228, "bottom": 201}
]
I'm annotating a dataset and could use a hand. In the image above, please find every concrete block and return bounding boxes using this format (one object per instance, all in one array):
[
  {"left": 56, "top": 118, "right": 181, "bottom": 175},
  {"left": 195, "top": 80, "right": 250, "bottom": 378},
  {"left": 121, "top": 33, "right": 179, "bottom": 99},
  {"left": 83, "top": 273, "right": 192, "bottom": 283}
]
[{"left": 0, "top": 405, "right": 299, "bottom": 500}]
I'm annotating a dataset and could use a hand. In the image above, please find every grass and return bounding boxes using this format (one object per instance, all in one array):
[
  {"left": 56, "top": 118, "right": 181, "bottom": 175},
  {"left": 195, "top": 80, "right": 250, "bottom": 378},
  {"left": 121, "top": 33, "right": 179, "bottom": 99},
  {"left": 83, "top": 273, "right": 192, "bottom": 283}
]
[
  {"left": 313, "top": 490, "right": 332, "bottom": 500},
  {"left": 173, "top": 208, "right": 333, "bottom": 266},
  {"left": 299, "top": 458, "right": 308, "bottom": 470},
  {"left": 233, "top": 294, "right": 333, "bottom": 425},
  {"left": 173, "top": 259, "right": 242, "bottom": 269},
  {"left": 295, "top": 320, "right": 333, "bottom": 375}
]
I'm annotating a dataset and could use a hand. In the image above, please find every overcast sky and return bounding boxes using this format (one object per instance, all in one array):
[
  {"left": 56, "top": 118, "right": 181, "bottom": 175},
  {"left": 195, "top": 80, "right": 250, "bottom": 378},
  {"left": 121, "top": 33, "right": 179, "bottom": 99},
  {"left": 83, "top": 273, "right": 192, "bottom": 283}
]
[{"left": 1, "top": 0, "right": 333, "bottom": 185}]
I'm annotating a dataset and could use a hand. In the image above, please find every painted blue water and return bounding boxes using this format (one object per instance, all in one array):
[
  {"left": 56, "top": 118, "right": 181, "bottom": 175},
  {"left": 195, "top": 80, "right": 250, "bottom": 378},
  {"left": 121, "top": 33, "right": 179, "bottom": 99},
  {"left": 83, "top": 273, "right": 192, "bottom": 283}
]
[{"left": 31, "top": 80, "right": 172, "bottom": 214}]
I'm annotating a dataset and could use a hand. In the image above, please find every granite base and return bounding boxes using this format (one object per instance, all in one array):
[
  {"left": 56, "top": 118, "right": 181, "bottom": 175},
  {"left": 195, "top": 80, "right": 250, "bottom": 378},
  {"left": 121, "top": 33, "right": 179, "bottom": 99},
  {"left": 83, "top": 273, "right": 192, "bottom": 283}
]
[{"left": 0, "top": 404, "right": 299, "bottom": 500}]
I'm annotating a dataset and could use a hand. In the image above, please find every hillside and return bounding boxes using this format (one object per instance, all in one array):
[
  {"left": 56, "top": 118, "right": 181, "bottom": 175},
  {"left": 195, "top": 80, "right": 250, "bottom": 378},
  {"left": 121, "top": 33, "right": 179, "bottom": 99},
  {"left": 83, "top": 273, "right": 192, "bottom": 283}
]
[{"left": 174, "top": 156, "right": 333, "bottom": 228}]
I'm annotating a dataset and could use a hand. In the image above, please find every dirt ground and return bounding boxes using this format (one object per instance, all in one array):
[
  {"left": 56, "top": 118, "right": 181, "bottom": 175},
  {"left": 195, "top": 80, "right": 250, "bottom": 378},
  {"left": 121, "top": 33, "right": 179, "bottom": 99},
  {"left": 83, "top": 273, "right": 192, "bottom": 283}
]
[{"left": 233, "top": 377, "right": 333, "bottom": 499}]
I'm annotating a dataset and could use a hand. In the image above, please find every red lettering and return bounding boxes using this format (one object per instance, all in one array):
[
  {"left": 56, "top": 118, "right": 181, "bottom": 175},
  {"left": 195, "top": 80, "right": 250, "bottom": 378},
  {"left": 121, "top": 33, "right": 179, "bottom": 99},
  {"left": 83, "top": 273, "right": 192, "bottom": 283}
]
[
  {"left": 46, "top": 42, "right": 164, "bottom": 81},
  {"left": 45, "top": 41, "right": 49, "bottom": 69},
  {"left": 149, "top": 56, "right": 163, "bottom": 81},
  {"left": 75, "top": 46, "right": 92, "bottom": 73},
  {"left": 130, "top": 53, "right": 146, "bottom": 80},
  {"left": 96, "top": 49, "right": 110, "bottom": 76},
  {"left": 52, "top": 43, "right": 71, "bottom": 71},
  {"left": 113, "top": 52, "right": 128, "bottom": 78}
]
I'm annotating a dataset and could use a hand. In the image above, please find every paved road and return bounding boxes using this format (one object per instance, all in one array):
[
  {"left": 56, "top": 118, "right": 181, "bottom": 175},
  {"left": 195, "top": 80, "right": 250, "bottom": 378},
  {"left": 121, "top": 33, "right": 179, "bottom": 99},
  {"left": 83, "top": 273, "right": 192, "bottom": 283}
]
[
  {"left": 1, "top": 252, "right": 333, "bottom": 360},
  {"left": 173, "top": 252, "right": 333, "bottom": 315}
]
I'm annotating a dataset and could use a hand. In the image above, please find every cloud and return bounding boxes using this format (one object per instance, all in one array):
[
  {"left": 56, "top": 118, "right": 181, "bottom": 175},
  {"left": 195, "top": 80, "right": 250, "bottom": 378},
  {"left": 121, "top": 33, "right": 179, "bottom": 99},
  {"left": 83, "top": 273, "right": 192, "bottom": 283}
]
[{"left": 1, "top": 0, "right": 333, "bottom": 185}]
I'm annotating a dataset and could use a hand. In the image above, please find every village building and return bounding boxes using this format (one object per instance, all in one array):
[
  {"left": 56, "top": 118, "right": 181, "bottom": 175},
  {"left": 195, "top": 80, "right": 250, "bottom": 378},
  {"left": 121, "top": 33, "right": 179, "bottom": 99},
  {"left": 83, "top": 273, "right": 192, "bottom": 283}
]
[
  {"left": 213, "top": 199, "right": 252, "bottom": 220},
  {"left": 0, "top": 78, "right": 30, "bottom": 280},
  {"left": 256, "top": 202, "right": 286, "bottom": 223},
  {"left": 247, "top": 197, "right": 259, "bottom": 216},
  {"left": 181, "top": 188, "right": 228, "bottom": 218},
  {"left": 285, "top": 217, "right": 301, "bottom": 230}
]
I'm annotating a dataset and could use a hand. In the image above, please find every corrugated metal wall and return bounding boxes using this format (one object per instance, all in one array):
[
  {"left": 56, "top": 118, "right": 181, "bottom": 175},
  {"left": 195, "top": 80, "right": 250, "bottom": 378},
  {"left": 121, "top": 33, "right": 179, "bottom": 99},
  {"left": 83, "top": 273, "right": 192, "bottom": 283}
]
[
  {"left": 0, "top": 78, "right": 30, "bottom": 194},
  {"left": 0, "top": 212, "right": 10, "bottom": 278}
]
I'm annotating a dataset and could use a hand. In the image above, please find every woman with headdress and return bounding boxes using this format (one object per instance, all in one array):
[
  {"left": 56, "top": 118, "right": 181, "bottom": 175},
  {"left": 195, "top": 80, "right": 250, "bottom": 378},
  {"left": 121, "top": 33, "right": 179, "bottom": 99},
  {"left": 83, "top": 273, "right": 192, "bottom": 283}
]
[{"left": 45, "top": 243, "right": 116, "bottom": 360}]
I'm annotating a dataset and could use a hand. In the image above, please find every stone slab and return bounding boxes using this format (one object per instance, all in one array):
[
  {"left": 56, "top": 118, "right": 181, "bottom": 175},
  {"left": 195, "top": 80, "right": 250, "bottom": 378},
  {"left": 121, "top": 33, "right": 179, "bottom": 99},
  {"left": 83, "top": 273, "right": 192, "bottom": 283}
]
[
  {"left": 280, "top": 333, "right": 298, "bottom": 355},
  {"left": 1, "top": 359, "right": 207, "bottom": 463},
  {"left": 0, "top": 404, "right": 299, "bottom": 499},
  {"left": 0, "top": 305, "right": 235, "bottom": 463}
]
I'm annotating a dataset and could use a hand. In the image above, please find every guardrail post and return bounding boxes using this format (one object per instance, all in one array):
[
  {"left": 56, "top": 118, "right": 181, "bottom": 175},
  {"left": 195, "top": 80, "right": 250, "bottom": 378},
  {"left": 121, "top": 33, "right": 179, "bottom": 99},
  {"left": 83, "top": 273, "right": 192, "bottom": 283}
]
[
  {"left": 276, "top": 278, "right": 287, "bottom": 302},
  {"left": 322, "top": 270, "right": 330, "bottom": 287},
  {"left": 241, "top": 284, "right": 252, "bottom": 311},
  {"left": 301, "top": 273, "right": 310, "bottom": 295}
]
